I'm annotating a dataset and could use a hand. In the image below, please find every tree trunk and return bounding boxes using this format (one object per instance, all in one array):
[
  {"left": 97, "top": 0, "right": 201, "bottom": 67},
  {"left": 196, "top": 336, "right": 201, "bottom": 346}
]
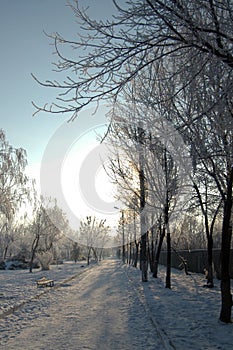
[
  {"left": 206, "top": 200, "right": 222, "bottom": 287},
  {"left": 3, "top": 245, "right": 8, "bottom": 261},
  {"left": 206, "top": 235, "right": 214, "bottom": 287},
  {"left": 87, "top": 247, "right": 91, "bottom": 265},
  {"left": 129, "top": 242, "right": 132, "bottom": 265},
  {"left": 138, "top": 124, "right": 147, "bottom": 282},
  {"left": 91, "top": 247, "right": 98, "bottom": 262},
  {"left": 134, "top": 241, "right": 139, "bottom": 268},
  {"left": 148, "top": 239, "right": 153, "bottom": 273},
  {"left": 193, "top": 181, "right": 216, "bottom": 288},
  {"left": 219, "top": 166, "right": 233, "bottom": 323},
  {"left": 141, "top": 232, "right": 148, "bottom": 282},
  {"left": 172, "top": 247, "right": 189, "bottom": 275},
  {"left": 153, "top": 226, "right": 165, "bottom": 278},
  {"left": 165, "top": 230, "right": 171, "bottom": 289},
  {"left": 122, "top": 211, "right": 125, "bottom": 264},
  {"left": 29, "top": 234, "right": 40, "bottom": 273},
  {"left": 164, "top": 147, "right": 171, "bottom": 288}
]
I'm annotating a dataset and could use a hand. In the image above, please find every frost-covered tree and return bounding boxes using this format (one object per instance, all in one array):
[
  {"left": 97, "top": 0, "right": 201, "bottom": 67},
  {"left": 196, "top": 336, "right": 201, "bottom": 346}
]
[
  {"left": 123, "top": 57, "right": 233, "bottom": 319},
  {"left": 29, "top": 198, "right": 68, "bottom": 272},
  {"left": 107, "top": 99, "right": 191, "bottom": 286},
  {"left": 0, "top": 129, "right": 30, "bottom": 260},
  {"left": 79, "top": 216, "right": 110, "bottom": 265},
  {"left": 33, "top": 0, "right": 233, "bottom": 119},
  {"left": 168, "top": 64, "right": 233, "bottom": 321},
  {"left": 33, "top": 0, "right": 233, "bottom": 322}
]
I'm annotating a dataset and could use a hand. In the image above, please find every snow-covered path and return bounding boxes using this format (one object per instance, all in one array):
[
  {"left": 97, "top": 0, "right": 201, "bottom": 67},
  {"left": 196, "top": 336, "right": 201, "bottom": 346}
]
[
  {"left": 1, "top": 260, "right": 165, "bottom": 350},
  {"left": 1, "top": 259, "right": 233, "bottom": 349}
]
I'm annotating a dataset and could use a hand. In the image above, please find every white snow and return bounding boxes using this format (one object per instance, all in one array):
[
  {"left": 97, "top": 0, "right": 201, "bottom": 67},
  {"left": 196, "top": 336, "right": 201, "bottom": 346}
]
[{"left": 0, "top": 260, "right": 232, "bottom": 349}]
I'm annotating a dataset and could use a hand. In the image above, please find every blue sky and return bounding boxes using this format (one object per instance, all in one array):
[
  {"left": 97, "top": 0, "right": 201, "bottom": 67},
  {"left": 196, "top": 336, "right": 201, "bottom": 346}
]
[
  {"left": 0, "top": 0, "right": 120, "bottom": 227},
  {"left": 0, "top": 0, "right": 113, "bottom": 165},
  {"left": 0, "top": 0, "right": 80, "bottom": 166}
]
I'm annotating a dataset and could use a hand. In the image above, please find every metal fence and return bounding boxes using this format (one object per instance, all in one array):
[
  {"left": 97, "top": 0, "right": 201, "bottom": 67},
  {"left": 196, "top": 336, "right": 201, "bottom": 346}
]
[{"left": 159, "top": 249, "right": 233, "bottom": 278}]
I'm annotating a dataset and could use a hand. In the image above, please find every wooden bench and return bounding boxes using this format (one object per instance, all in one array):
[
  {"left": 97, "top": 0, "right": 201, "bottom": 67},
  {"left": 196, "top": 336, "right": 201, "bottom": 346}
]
[{"left": 36, "top": 277, "right": 54, "bottom": 288}]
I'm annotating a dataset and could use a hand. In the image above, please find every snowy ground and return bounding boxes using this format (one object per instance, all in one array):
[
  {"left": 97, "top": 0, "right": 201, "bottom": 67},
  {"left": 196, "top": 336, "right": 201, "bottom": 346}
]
[{"left": 0, "top": 260, "right": 232, "bottom": 350}]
